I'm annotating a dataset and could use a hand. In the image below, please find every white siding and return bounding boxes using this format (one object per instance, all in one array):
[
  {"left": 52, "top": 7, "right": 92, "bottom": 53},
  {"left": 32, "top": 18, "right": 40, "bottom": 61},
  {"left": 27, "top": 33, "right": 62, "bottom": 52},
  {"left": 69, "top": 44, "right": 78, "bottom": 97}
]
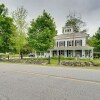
[{"left": 56, "top": 37, "right": 86, "bottom": 47}]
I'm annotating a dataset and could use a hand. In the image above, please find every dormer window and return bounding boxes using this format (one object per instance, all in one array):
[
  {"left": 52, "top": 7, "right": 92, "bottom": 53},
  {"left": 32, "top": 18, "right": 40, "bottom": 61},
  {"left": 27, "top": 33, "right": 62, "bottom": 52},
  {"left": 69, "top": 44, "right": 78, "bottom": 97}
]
[
  {"left": 65, "top": 29, "right": 71, "bottom": 33},
  {"left": 63, "top": 27, "right": 73, "bottom": 34},
  {"left": 67, "top": 29, "right": 71, "bottom": 32}
]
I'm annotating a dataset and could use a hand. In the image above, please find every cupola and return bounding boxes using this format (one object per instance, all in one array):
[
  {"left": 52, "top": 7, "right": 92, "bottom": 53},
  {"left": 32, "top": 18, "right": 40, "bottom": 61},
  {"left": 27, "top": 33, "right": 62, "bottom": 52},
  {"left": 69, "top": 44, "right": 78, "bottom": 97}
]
[{"left": 62, "top": 26, "right": 73, "bottom": 34}]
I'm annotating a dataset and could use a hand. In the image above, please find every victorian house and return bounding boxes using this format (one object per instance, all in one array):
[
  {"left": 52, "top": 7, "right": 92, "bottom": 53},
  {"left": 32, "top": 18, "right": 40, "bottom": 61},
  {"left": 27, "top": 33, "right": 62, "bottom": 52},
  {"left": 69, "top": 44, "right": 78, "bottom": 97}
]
[{"left": 35, "top": 26, "right": 94, "bottom": 59}]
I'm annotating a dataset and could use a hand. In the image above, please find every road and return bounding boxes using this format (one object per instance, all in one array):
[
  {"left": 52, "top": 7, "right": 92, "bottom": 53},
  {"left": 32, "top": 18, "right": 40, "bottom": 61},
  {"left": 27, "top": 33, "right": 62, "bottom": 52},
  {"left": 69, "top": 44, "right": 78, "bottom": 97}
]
[{"left": 0, "top": 63, "right": 100, "bottom": 100}]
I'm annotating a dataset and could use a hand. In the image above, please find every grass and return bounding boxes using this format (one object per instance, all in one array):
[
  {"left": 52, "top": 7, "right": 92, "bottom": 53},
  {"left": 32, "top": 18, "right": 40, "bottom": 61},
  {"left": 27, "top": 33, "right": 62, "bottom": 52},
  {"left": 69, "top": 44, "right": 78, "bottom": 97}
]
[
  {"left": 0, "top": 54, "right": 100, "bottom": 70},
  {"left": 46, "top": 58, "right": 100, "bottom": 70}
]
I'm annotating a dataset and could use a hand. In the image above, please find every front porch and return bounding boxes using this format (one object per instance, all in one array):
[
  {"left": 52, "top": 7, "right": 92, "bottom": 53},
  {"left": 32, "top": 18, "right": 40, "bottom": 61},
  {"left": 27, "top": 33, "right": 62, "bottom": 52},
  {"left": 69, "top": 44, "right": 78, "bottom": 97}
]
[
  {"left": 50, "top": 46, "right": 94, "bottom": 59},
  {"left": 50, "top": 50, "right": 93, "bottom": 59}
]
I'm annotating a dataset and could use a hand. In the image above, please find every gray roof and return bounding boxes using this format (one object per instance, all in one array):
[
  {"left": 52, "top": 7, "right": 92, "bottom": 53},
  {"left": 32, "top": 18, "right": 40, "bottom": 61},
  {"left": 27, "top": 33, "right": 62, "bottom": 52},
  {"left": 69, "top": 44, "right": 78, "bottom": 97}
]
[
  {"left": 55, "top": 32, "right": 89, "bottom": 40},
  {"left": 50, "top": 45, "right": 94, "bottom": 51}
]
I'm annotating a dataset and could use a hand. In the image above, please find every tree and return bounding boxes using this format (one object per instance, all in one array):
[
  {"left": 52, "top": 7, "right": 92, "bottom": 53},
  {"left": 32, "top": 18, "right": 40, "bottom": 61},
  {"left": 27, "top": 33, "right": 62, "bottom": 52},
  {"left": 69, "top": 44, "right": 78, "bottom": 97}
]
[
  {"left": 65, "top": 13, "right": 86, "bottom": 32},
  {"left": 87, "top": 27, "right": 100, "bottom": 52},
  {"left": 0, "top": 4, "right": 8, "bottom": 16},
  {"left": 28, "top": 10, "right": 57, "bottom": 52},
  {"left": 93, "top": 28, "right": 100, "bottom": 51},
  {"left": 87, "top": 36, "right": 96, "bottom": 47},
  {"left": 0, "top": 4, "right": 16, "bottom": 53},
  {"left": 12, "top": 6, "right": 28, "bottom": 59}
]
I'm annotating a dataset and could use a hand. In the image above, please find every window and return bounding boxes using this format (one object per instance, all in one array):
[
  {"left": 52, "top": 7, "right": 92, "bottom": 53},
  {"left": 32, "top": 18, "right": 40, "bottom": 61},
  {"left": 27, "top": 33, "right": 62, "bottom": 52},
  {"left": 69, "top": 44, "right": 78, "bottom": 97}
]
[
  {"left": 60, "top": 50, "right": 64, "bottom": 55},
  {"left": 59, "top": 41, "right": 65, "bottom": 47},
  {"left": 67, "top": 41, "right": 73, "bottom": 46},
  {"left": 67, "top": 29, "right": 71, "bottom": 32},
  {"left": 41, "top": 52, "right": 44, "bottom": 56},
  {"left": 75, "top": 40, "right": 82, "bottom": 46},
  {"left": 37, "top": 52, "right": 40, "bottom": 56},
  {"left": 67, "top": 29, "right": 70, "bottom": 32},
  {"left": 64, "top": 29, "right": 72, "bottom": 33},
  {"left": 57, "top": 42, "right": 58, "bottom": 47}
]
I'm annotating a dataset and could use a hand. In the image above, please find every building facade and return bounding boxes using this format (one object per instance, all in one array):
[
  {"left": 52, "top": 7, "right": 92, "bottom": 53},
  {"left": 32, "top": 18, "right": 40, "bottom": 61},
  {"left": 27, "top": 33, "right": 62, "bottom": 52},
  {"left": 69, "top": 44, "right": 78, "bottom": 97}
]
[{"left": 35, "top": 26, "right": 94, "bottom": 59}]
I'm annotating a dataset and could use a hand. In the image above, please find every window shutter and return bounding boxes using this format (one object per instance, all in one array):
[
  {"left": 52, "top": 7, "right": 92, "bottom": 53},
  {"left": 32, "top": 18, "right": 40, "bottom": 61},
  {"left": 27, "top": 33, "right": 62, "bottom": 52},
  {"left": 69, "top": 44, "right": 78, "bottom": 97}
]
[
  {"left": 64, "top": 41, "right": 65, "bottom": 47},
  {"left": 67, "top": 41, "right": 69, "bottom": 47},
  {"left": 57, "top": 42, "right": 58, "bottom": 47},
  {"left": 81, "top": 40, "right": 82, "bottom": 46},
  {"left": 75, "top": 40, "right": 76, "bottom": 46},
  {"left": 72, "top": 40, "right": 74, "bottom": 46}
]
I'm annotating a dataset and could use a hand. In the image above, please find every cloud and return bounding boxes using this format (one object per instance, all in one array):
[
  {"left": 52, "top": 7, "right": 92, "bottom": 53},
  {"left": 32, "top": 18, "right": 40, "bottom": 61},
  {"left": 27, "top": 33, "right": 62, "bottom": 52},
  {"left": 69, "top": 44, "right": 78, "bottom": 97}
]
[{"left": 0, "top": 0, "right": 100, "bottom": 36}]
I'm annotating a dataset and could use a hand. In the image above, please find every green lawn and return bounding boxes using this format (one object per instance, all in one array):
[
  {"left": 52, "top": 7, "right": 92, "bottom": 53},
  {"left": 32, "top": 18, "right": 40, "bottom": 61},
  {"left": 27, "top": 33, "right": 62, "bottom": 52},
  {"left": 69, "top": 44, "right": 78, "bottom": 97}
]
[
  {"left": 0, "top": 54, "right": 100, "bottom": 70},
  {"left": 46, "top": 58, "right": 100, "bottom": 69}
]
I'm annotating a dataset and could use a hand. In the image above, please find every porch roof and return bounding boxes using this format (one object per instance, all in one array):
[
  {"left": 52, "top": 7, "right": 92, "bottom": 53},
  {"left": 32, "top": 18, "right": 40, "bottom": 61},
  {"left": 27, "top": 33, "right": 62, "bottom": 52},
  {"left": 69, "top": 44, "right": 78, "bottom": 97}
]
[
  {"left": 50, "top": 46, "right": 94, "bottom": 51},
  {"left": 55, "top": 33, "right": 89, "bottom": 40}
]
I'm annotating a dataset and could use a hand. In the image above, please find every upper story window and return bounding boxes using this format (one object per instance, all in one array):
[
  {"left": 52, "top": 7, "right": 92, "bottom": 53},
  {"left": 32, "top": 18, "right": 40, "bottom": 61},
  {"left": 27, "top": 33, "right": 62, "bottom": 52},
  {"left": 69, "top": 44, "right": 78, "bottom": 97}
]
[
  {"left": 75, "top": 40, "right": 82, "bottom": 46},
  {"left": 68, "top": 29, "right": 71, "bottom": 32},
  {"left": 65, "top": 29, "right": 71, "bottom": 32},
  {"left": 67, "top": 40, "right": 73, "bottom": 47},
  {"left": 63, "top": 26, "right": 74, "bottom": 34},
  {"left": 59, "top": 41, "right": 65, "bottom": 47}
]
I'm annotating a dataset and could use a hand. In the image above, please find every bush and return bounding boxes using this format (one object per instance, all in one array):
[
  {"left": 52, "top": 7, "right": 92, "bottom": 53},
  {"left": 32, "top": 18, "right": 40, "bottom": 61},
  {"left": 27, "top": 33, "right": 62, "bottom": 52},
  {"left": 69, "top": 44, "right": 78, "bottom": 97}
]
[
  {"left": 51, "top": 56, "right": 58, "bottom": 60},
  {"left": 51, "top": 56, "right": 75, "bottom": 60},
  {"left": 65, "top": 57, "right": 75, "bottom": 60}
]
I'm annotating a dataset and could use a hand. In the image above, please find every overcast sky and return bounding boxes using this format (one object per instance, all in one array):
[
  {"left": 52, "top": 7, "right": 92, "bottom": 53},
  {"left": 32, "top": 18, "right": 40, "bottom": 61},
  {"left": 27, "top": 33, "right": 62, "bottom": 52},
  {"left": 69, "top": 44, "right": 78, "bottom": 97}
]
[{"left": 0, "top": 0, "right": 100, "bottom": 36}]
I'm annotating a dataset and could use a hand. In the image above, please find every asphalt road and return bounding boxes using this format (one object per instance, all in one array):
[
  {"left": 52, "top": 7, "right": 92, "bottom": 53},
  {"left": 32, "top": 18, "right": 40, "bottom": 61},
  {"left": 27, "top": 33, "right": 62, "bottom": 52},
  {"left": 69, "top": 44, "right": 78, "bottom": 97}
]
[{"left": 0, "top": 63, "right": 100, "bottom": 100}]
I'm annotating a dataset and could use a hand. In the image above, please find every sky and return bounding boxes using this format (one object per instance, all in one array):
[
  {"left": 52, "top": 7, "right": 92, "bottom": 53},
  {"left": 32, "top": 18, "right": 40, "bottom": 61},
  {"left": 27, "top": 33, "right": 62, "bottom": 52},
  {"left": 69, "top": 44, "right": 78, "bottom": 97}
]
[{"left": 0, "top": 0, "right": 100, "bottom": 36}]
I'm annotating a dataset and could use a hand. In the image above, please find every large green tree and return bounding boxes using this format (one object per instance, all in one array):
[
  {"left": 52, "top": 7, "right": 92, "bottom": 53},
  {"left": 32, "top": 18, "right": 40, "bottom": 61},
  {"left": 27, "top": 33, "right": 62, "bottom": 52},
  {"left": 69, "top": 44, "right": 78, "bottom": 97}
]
[
  {"left": 65, "top": 13, "right": 86, "bottom": 32},
  {"left": 0, "top": 4, "right": 16, "bottom": 53},
  {"left": 88, "top": 28, "right": 100, "bottom": 52},
  {"left": 28, "top": 10, "right": 57, "bottom": 52},
  {"left": 12, "top": 6, "right": 28, "bottom": 58}
]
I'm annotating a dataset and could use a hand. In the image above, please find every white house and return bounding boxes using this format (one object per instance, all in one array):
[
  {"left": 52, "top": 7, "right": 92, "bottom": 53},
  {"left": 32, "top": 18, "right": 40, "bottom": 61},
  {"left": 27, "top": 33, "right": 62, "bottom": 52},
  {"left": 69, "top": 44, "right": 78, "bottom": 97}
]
[{"left": 35, "top": 26, "right": 94, "bottom": 59}]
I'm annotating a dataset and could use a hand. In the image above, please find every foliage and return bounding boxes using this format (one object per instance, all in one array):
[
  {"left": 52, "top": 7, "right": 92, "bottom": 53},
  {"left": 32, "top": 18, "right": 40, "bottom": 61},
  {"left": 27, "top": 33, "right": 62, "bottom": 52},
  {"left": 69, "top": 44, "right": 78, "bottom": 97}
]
[
  {"left": 28, "top": 10, "right": 57, "bottom": 52},
  {"left": 0, "top": 3, "right": 16, "bottom": 53},
  {"left": 0, "top": 4, "right": 8, "bottom": 16},
  {"left": 20, "top": 43, "right": 33, "bottom": 55},
  {"left": 51, "top": 56, "right": 75, "bottom": 60},
  {"left": 12, "top": 6, "right": 28, "bottom": 55},
  {"left": 65, "top": 13, "right": 86, "bottom": 32},
  {"left": 87, "top": 27, "right": 100, "bottom": 52},
  {"left": 87, "top": 36, "right": 96, "bottom": 47},
  {"left": 93, "top": 28, "right": 100, "bottom": 51}
]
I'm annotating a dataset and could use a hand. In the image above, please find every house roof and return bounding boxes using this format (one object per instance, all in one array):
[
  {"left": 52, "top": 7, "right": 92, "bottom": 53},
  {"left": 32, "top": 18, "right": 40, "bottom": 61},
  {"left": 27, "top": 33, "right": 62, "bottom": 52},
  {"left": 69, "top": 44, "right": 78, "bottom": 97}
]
[
  {"left": 50, "top": 45, "right": 94, "bottom": 51},
  {"left": 55, "top": 32, "right": 89, "bottom": 40}
]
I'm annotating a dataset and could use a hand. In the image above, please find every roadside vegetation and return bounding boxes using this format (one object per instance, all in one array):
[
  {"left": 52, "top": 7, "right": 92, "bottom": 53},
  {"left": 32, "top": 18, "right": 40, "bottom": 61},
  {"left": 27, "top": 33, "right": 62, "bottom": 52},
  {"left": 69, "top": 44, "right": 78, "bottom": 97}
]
[{"left": 0, "top": 53, "right": 100, "bottom": 70}]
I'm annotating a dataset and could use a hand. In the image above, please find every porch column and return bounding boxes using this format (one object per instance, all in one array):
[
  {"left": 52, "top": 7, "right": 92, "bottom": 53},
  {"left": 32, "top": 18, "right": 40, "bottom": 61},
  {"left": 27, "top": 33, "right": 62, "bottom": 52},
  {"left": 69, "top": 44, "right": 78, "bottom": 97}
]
[
  {"left": 58, "top": 41, "right": 59, "bottom": 47},
  {"left": 82, "top": 50, "right": 85, "bottom": 59},
  {"left": 35, "top": 51, "right": 37, "bottom": 58},
  {"left": 73, "top": 50, "right": 75, "bottom": 57},
  {"left": 57, "top": 50, "right": 59, "bottom": 56},
  {"left": 50, "top": 50, "right": 53, "bottom": 57},
  {"left": 65, "top": 41, "right": 67, "bottom": 47},
  {"left": 64, "top": 50, "right": 67, "bottom": 58},
  {"left": 90, "top": 49, "right": 93, "bottom": 59}
]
